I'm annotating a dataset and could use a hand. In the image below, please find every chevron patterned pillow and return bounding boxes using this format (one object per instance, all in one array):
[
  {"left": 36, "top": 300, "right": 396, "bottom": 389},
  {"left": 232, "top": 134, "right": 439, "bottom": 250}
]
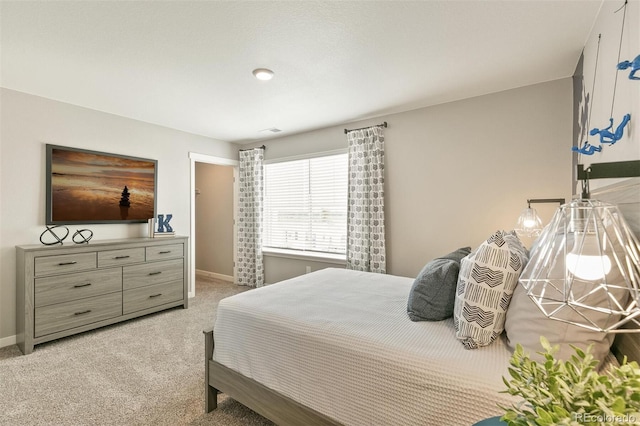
[{"left": 453, "top": 230, "right": 528, "bottom": 349}]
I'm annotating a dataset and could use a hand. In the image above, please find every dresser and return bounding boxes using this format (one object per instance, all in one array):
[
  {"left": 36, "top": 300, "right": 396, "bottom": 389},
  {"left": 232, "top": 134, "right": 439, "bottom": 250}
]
[{"left": 16, "top": 236, "right": 188, "bottom": 354}]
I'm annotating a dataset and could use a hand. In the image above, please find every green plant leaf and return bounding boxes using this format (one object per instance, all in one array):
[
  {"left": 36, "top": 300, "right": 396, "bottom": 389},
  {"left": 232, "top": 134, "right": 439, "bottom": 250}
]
[
  {"left": 610, "top": 396, "right": 626, "bottom": 413},
  {"left": 509, "top": 367, "right": 523, "bottom": 381},
  {"left": 535, "top": 406, "right": 553, "bottom": 424},
  {"left": 539, "top": 336, "right": 551, "bottom": 352},
  {"left": 500, "top": 336, "right": 640, "bottom": 426},
  {"left": 551, "top": 405, "right": 570, "bottom": 417}
]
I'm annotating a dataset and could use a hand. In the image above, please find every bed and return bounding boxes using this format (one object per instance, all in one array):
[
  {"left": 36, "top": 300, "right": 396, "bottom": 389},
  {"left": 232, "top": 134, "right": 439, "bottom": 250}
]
[{"left": 204, "top": 177, "right": 640, "bottom": 426}]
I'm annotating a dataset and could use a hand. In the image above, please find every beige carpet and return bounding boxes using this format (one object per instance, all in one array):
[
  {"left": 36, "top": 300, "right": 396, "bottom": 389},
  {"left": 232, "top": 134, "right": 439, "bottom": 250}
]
[{"left": 0, "top": 277, "right": 275, "bottom": 426}]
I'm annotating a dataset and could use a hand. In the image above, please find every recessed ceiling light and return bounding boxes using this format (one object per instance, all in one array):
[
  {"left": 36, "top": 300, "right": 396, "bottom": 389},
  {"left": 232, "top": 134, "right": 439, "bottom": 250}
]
[{"left": 252, "top": 68, "right": 274, "bottom": 81}]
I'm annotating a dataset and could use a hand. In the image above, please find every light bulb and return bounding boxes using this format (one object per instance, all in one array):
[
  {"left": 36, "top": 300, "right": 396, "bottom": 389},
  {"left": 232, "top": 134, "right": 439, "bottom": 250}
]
[
  {"left": 565, "top": 230, "right": 612, "bottom": 281},
  {"left": 566, "top": 253, "right": 612, "bottom": 280}
]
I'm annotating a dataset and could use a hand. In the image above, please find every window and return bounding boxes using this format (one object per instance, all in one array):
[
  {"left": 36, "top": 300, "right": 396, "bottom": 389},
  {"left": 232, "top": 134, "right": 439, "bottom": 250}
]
[{"left": 263, "top": 152, "right": 348, "bottom": 256}]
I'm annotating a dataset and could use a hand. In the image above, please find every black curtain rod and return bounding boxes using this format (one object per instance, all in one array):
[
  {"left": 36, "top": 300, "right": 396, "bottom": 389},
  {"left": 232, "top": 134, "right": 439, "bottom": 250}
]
[
  {"left": 344, "top": 121, "right": 387, "bottom": 134},
  {"left": 239, "top": 145, "right": 266, "bottom": 152}
]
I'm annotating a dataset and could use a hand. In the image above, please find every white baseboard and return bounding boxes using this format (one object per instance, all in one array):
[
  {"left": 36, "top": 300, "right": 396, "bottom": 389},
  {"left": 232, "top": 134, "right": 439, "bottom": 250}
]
[
  {"left": 196, "top": 269, "right": 234, "bottom": 282},
  {"left": 0, "top": 334, "right": 17, "bottom": 349}
]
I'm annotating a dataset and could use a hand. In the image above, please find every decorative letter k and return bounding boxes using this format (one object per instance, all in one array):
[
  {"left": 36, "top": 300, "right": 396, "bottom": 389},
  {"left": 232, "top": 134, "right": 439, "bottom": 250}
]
[{"left": 156, "top": 214, "right": 173, "bottom": 232}]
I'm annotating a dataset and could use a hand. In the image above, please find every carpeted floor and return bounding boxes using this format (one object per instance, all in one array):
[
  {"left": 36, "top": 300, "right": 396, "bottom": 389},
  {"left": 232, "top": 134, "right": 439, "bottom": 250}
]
[{"left": 0, "top": 276, "right": 275, "bottom": 426}]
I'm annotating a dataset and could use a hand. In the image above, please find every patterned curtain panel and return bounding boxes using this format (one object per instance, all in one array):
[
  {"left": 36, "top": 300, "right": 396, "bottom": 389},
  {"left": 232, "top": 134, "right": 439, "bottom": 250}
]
[
  {"left": 346, "top": 126, "right": 386, "bottom": 273},
  {"left": 237, "top": 148, "right": 265, "bottom": 287}
]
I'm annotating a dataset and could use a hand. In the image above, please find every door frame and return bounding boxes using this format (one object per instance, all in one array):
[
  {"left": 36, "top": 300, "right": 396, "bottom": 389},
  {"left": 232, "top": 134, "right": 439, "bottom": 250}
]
[{"left": 189, "top": 152, "right": 238, "bottom": 297}]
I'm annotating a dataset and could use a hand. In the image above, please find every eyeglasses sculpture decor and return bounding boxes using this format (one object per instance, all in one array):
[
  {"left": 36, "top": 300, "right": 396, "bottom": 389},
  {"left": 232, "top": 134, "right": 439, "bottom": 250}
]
[{"left": 39, "top": 226, "right": 93, "bottom": 246}]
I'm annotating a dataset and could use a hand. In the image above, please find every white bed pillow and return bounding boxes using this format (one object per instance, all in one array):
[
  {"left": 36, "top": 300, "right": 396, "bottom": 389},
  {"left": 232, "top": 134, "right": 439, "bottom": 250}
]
[
  {"left": 453, "top": 230, "right": 528, "bottom": 349},
  {"left": 504, "top": 281, "right": 616, "bottom": 365},
  {"left": 504, "top": 233, "right": 626, "bottom": 365}
]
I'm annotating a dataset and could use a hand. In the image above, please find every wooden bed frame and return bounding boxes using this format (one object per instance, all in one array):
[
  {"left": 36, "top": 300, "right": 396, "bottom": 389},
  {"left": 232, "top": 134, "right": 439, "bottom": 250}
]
[
  {"left": 203, "top": 177, "right": 640, "bottom": 425},
  {"left": 204, "top": 329, "right": 341, "bottom": 425}
]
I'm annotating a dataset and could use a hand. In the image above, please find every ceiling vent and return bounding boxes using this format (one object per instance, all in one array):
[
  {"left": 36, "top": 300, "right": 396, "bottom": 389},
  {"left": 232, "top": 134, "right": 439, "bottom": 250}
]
[{"left": 261, "top": 127, "right": 282, "bottom": 133}]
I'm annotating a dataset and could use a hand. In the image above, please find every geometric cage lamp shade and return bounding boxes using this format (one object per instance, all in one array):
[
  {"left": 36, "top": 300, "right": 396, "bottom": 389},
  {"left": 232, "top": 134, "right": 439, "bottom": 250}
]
[{"left": 519, "top": 199, "right": 640, "bottom": 333}]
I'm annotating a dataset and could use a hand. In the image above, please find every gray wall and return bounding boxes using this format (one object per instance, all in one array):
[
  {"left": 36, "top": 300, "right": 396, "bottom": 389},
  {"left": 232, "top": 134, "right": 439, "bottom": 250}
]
[
  {"left": 0, "top": 78, "right": 574, "bottom": 342},
  {"left": 195, "top": 163, "right": 235, "bottom": 277},
  {"left": 0, "top": 88, "right": 237, "bottom": 344},
  {"left": 249, "top": 79, "right": 574, "bottom": 281}
]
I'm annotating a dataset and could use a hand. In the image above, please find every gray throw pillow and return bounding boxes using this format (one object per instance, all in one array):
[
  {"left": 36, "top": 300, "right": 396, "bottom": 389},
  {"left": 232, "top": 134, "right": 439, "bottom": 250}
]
[{"left": 407, "top": 247, "right": 472, "bottom": 321}]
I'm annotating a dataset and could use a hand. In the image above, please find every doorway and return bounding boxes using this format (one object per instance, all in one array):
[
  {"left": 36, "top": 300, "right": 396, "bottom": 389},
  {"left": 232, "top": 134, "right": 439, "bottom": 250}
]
[{"left": 189, "top": 152, "right": 238, "bottom": 297}]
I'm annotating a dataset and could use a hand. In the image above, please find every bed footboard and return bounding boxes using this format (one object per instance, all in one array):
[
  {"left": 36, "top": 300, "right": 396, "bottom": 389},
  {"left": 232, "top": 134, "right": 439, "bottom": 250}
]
[
  {"left": 204, "top": 328, "right": 218, "bottom": 412},
  {"left": 203, "top": 328, "right": 341, "bottom": 425}
]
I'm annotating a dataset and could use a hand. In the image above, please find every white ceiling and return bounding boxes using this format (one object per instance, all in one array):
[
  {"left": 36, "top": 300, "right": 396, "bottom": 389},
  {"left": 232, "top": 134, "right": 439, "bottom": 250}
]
[{"left": 1, "top": 1, "right": 602, "bottom": 144}]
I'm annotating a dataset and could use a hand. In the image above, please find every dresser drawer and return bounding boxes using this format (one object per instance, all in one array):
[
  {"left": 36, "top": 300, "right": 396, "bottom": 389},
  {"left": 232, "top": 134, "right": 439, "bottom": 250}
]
[
  {"left": 35, "top": 252, "right": 97, "bottom": 277},
  {"left": 123, "top": 280, "right": 183, "bottom": 314},
  {"left": 146, "top": 243, "right": 184, "bottom": 261},
  {"left": 98, "top": 247, "right": 145, "bottom": 267},
  {"left": 35, "top": 292, "right": 122, "bottom": 337},
  {"left": 35, "top": 267, "right": 122, "bottom": 307},
  {"left": 123, "top": 258, "right": 184, "bottom": 290}
]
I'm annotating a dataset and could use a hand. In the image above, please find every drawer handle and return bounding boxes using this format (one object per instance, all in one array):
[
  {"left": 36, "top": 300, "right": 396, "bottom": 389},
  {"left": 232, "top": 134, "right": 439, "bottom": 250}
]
[
  {"left": 74, "top": 310, "right": 92, "bottom": 316},
  {"left": 73, "top": 283, "right": 92, "bottom": 288},
  {"left": 148, "top": 271, "right": 162, "bottom": 276},
  {"left": 114, "top": 255, "right": 130, "bottom": 259},
  {"left": 159, "top": 250, "right": 171, "bottom": 254},
  {"left": 149, "top": 293, "right": 163, "bottom": 298},
  {"left": 58, "top": 261, "right": 77, "bottom": 266}
]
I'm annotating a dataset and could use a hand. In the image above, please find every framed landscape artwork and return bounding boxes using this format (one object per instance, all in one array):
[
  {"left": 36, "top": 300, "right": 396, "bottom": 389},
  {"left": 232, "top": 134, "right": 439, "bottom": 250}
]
[{"left": 46, "top": 144, "right": 157, "bottom": 224}]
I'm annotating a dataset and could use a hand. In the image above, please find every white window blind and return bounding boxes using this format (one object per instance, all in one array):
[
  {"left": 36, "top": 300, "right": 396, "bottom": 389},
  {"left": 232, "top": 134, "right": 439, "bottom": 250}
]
[{"left": 263, "top": 153, "right": 348, "bottom": 255}]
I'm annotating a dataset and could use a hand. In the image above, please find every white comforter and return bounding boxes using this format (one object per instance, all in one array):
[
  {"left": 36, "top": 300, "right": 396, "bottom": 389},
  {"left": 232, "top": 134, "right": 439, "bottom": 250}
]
[{"left": 213, "top": 268, "right": 517, "bottom": 425}]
